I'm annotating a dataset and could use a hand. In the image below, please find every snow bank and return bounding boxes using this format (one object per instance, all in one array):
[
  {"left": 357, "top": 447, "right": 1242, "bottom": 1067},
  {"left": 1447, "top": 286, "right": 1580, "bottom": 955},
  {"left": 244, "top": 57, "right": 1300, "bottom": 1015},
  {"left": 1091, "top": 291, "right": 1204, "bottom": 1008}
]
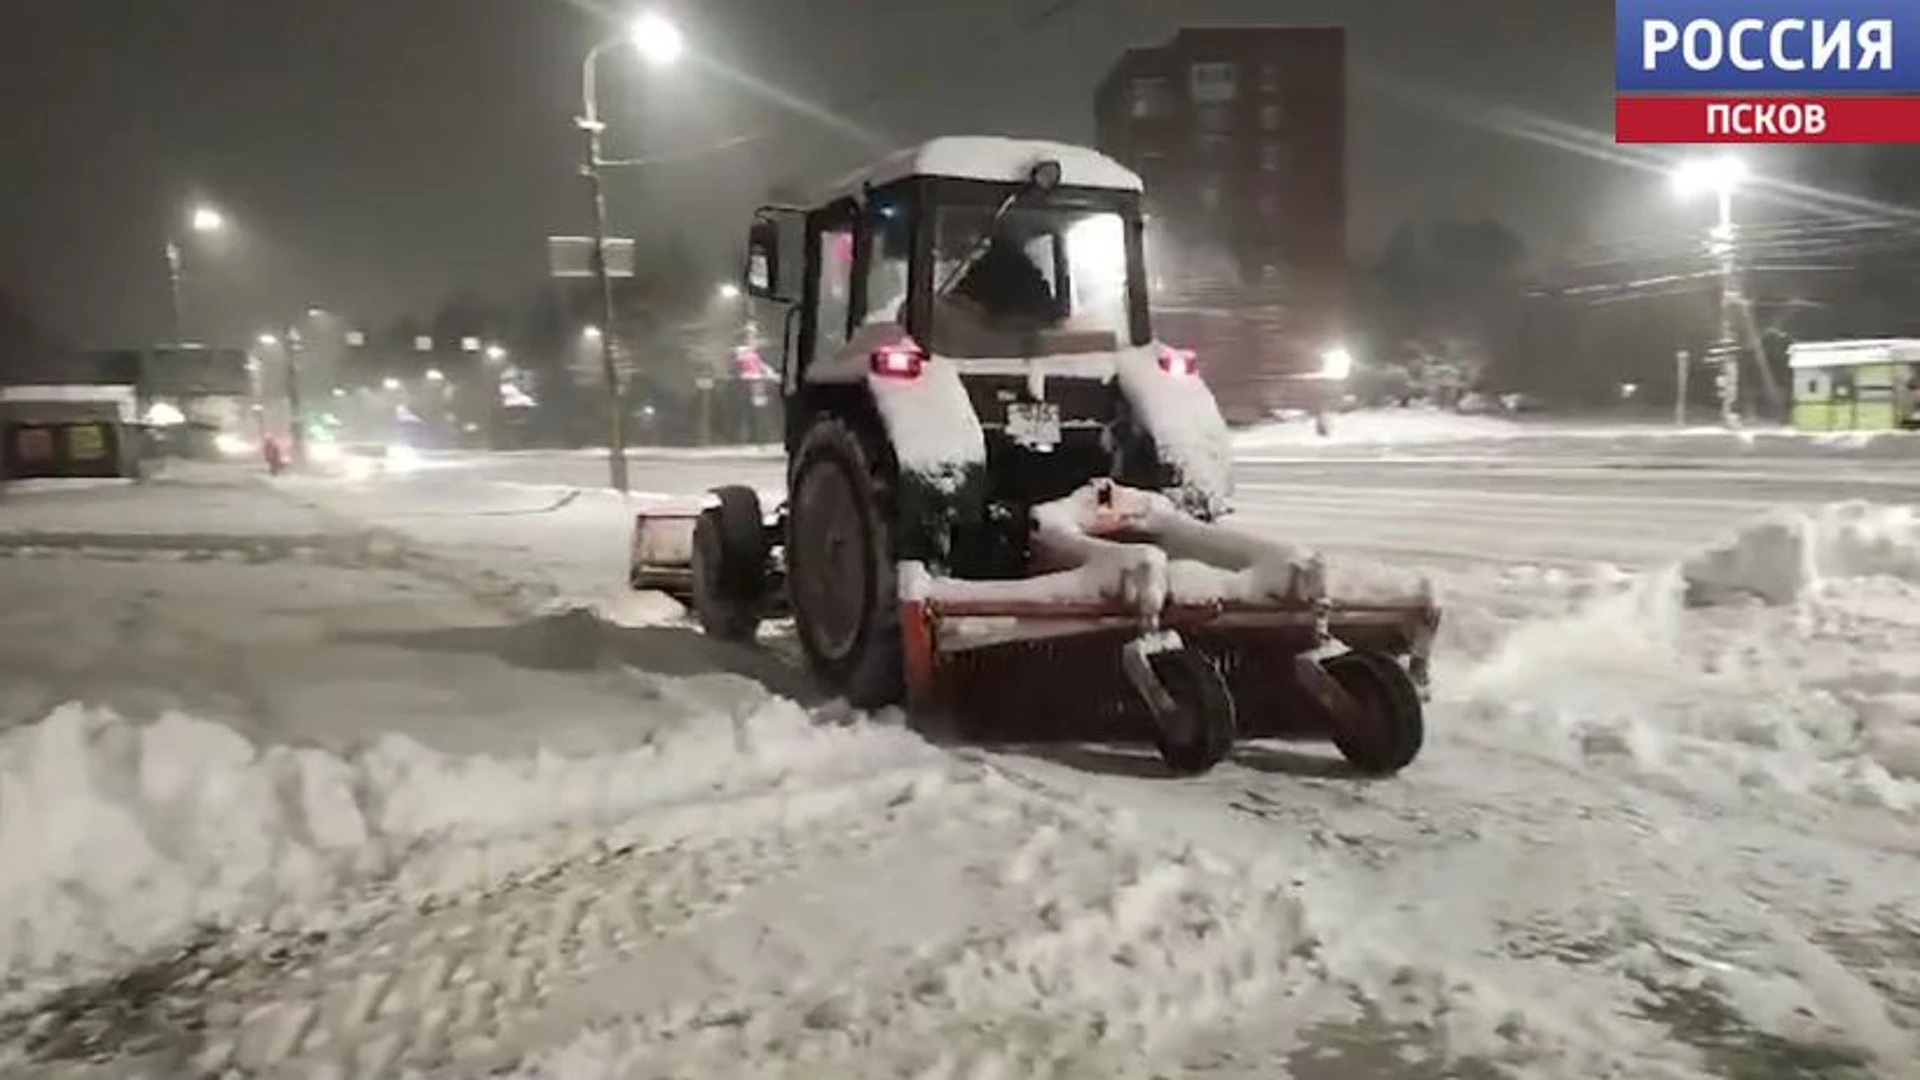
[
  {"left": 1237, "top": 409, "right": 1920, "bottom": 459},
  {"left": 0, "top": 698, "right": 942, "bottom": 998},
  {"left": 1680, "top": 501, "right": 1920, "bottom": 606},
  {"left": 1237, "top": 409, "right": 1528, "bottom": 449},
  {"left": 1449, "top": 503, "right": 1920, "bottom": 809}
]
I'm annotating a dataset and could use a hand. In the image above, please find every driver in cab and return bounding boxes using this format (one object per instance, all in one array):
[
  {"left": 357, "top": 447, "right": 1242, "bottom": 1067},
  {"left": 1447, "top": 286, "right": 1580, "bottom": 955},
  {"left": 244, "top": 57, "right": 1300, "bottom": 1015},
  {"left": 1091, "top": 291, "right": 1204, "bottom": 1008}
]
[{"left": 931, "top": 230, "right": 1064, "bottom": 358}]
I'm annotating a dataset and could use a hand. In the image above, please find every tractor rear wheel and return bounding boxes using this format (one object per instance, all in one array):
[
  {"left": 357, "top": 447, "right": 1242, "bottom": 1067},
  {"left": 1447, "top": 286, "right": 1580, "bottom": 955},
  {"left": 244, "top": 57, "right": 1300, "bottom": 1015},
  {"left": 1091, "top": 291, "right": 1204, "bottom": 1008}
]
[{"left": 786, "top": 418, "right": 904, "bottom": 709}]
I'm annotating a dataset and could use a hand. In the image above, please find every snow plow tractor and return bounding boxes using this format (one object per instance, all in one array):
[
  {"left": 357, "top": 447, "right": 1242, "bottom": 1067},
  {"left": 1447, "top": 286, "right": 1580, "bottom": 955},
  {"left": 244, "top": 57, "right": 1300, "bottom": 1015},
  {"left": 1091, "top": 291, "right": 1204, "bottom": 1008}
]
[{"left": 629, "top": 136, "right": 1439, "bottom": 776}]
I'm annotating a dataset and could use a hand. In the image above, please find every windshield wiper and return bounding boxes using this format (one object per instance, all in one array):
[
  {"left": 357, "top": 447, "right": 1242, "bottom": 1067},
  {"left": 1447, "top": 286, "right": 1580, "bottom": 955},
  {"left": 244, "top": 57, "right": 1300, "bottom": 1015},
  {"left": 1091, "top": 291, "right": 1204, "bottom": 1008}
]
[
  {"left": 933, "top": 160, "right": 1063, "bottom": 300},
  {"left": 934, "top": 188, "right": 1025, "bottom": 300}
]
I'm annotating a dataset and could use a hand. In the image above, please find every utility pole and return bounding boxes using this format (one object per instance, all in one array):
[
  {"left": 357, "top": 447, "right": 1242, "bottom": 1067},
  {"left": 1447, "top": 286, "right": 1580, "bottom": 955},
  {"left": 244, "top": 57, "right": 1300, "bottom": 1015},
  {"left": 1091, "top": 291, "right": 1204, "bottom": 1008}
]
[
  {"left": 164, "top": 240, "right": 186, "bottom": 346},
  {"left": 1675, "top": 348, "right": 1689, "bottom": 427},
  {"left": 1711, "top": 187, "right": 1741, "bottom": 429},
  {"left": 579, "top": 51, "right": 629, "bottom": 493},
  {"left": 284, "top": 326, "right": 307, "bottom": 468}
]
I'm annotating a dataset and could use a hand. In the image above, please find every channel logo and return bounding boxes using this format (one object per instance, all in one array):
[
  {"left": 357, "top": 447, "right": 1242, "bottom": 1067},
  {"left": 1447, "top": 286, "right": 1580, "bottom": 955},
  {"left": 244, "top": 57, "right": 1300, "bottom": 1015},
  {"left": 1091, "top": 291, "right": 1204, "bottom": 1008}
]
[{"left": 1615, "top": 0, "right": 1920, "bottom": 143}]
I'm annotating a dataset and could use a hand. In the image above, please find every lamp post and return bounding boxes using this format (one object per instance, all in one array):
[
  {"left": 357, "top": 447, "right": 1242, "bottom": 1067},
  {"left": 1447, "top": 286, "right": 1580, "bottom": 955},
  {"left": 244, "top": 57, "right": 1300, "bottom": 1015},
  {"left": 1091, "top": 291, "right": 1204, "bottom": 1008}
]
[
  {"left": 577, "top": 10, "right": 684, "bottom": 491},
  {"left": 164, "top": 204, "right": 225, "bottom": 345},
  {"left": 1672, "top": 155, "right": 1747, "bottom": 429}
]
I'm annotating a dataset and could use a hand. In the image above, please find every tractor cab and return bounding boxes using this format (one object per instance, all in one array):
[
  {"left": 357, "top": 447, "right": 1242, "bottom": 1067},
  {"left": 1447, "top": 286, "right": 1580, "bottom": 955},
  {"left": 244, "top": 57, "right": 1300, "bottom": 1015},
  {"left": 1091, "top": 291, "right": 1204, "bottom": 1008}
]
[{"left": 740, "top": 137, "right": 1225, "bottom": 554}]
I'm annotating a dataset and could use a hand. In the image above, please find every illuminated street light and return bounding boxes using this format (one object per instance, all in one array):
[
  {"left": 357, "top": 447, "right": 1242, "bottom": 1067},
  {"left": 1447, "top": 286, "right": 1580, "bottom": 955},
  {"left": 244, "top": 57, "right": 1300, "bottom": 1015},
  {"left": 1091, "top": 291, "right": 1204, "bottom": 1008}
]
[
  {"left": 485, "top": 344, "right": 507, "bottom": 362},
  {"left": 577, "top": 10, "right": 688, "bottom": 493},
  {"left": 717, "top": 282, "right": 741, "bottom": 300},
  {"left": 165, "top": 202, "right": 231, "bottom": 344},
  {"left": 1670, "top": 154, "right": 1746, "bottom": 198},
  {"left": 256, "top": 332, "right": 278, "bottom": 347},
  {"left": 1319, "top": 346, "right": 1353, "bottom": 380},
  {"left": 383, "top": 377, "right": 401, "bottom": 391},
  {"left": 582, "top": 325, "right": 602, "bottom": 340},
  {"left": 425, "top": 368, "right": 446, "bottom": 382},
  {"left": 629, "top": 12, "right": 684, "bottom": 65},
  {"left": 1671, "top": 154, "right": 1757, "bottom": 428}
]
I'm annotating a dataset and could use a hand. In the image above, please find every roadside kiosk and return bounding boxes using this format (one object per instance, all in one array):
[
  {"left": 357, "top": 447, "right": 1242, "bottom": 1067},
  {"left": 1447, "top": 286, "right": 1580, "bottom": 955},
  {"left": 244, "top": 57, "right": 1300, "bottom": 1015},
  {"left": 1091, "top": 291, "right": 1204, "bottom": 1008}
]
[{"left": 1787, "top": 338, "right": 1920, "bottom": 432}]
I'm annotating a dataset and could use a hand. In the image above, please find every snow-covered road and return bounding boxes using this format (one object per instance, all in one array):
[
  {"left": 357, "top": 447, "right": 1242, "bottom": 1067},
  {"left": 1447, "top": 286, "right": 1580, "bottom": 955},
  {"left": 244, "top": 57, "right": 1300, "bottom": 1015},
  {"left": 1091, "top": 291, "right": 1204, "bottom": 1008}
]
[{"left": 2, "top": 427, "right": 1919, "bottom": 1078}]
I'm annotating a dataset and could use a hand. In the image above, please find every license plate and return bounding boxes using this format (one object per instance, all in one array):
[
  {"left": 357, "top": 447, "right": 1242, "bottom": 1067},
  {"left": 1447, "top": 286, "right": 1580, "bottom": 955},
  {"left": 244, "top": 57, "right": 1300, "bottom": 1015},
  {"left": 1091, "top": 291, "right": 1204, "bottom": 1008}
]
[{"left": 1005, "top": 401, "right": 1060, "bottom": 448}]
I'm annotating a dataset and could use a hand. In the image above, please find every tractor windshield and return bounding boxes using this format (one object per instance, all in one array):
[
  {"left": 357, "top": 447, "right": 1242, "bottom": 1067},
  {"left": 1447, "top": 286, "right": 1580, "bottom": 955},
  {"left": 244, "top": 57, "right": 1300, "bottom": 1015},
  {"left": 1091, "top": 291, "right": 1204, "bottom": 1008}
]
[{"left": 929, "top": 203, "right": 1133, "bottom": 359}]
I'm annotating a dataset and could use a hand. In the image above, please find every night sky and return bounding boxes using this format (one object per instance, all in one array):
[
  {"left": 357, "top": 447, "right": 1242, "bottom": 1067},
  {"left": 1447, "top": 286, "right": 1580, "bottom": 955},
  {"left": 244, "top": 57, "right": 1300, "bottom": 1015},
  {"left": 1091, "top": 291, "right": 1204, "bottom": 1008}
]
[{"left": 0, "top": 0, "right": 1627, "bottom": 348}]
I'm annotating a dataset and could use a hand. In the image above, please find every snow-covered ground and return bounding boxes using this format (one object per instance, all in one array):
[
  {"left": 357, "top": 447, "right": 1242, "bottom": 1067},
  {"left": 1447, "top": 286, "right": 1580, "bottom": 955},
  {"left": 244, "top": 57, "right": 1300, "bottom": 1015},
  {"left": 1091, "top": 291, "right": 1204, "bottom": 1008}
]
[
  {"left": 1, "top": 454, "right": 1918, "bottom": 1078},
  {"left": 1241, "top": 408, "right": 1920, "bottom": 462}
]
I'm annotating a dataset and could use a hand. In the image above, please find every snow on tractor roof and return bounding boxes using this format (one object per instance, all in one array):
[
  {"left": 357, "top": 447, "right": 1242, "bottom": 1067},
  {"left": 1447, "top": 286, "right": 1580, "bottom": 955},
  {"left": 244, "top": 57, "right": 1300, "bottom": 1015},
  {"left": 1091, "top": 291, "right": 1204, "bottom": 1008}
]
[{"left": 822, "top": 136, "right": 1143, "bottom": 202}]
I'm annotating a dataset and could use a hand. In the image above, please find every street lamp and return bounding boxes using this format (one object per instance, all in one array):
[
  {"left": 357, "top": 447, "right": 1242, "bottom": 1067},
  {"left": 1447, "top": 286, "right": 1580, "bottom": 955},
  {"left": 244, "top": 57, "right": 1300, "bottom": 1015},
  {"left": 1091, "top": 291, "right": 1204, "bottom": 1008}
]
[
  {"left": 578, "top": 10, "right": 685, "bottom": 492},
  {"left": 717, "top": 281, "right": 741, "bottom": 300},
  {"left": 1672, "top": 154, "right": 1748, "bottom": 428},
  {"left": 164, "top": 203, "right": 227, "bottom": 345},
  {"left": 629, "top": 12, "right": 684, "bottom": 64},
  {"left": 485, "top": 343, "right": 508, "bottom": 362}
]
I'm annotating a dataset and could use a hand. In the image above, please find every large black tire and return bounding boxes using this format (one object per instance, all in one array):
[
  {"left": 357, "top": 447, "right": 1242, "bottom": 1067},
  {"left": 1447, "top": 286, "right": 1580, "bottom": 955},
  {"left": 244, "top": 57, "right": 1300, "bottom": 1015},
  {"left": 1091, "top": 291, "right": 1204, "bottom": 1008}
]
[
  {"left": 691, "top": 486, "right": 769, "bottom": 642},
  {"left": 1324, "top": 650, "right": 1424, "bottom": 774},
  {"left": 786, "top": 418, "right": 904, "bottom": 709},
  {"left": 1149, "top": 649, "right": 1238, "bottom": 775}
]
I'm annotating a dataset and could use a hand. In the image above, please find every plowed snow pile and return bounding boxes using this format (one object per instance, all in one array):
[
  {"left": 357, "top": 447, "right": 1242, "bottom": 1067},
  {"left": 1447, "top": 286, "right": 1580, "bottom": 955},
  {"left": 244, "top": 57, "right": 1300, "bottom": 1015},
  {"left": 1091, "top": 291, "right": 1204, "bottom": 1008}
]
[
  {"left": 0, "top": 697, "right": 944, "bottom": 1003},
  {"left": 1451, "top": 501, "right": 1920, "bottom": 804}
]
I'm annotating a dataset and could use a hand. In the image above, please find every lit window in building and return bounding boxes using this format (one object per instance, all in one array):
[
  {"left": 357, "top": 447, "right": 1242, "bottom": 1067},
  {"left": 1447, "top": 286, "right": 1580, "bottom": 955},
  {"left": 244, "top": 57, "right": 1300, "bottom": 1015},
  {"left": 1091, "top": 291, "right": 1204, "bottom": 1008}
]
[
  {"left": 1190, "top": 61, "right": 1237, "bottom": 103},
  {"left": 1260, "top": 62, "right": 1279, "bottom": 92},
  {"left": 1130, "top": 75, "right": 1171, "bottom": 118},
  {"left": 1261, "top": 103, "right": 1282, "bottom": 130},
  {"left": 1261, "top": 142, "right": 1284, "bottom": 172}
]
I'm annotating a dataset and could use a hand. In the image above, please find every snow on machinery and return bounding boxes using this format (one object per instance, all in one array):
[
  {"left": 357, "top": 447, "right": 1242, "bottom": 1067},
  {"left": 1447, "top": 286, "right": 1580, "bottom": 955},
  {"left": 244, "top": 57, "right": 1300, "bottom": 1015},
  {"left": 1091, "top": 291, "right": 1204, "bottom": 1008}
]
[{"left": 629, "top": 136, "right": 1439, "bottom": 775}]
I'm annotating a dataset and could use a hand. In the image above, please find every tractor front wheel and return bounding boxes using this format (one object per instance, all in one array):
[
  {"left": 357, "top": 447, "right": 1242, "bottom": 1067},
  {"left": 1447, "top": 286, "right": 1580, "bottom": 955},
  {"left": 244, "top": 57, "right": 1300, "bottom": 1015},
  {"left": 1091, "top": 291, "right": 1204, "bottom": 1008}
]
[{"left": 691, "top": 485, "right": 769, "bottom": 642}]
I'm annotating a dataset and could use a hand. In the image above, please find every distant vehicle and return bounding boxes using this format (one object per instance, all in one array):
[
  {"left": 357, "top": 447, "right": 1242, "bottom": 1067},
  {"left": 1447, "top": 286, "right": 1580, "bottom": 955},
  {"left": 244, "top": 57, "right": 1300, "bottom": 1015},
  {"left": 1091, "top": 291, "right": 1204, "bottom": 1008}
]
[{"left": 311, "top": 438, "right": 419, "bottom": 479}]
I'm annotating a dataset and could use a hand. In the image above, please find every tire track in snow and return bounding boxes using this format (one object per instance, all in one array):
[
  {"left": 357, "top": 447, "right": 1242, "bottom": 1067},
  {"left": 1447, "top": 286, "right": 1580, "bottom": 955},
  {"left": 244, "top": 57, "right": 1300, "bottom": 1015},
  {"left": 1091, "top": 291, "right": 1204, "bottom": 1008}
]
[{"left": 1, "top": 762, "right": 953, "bottom": 1078}]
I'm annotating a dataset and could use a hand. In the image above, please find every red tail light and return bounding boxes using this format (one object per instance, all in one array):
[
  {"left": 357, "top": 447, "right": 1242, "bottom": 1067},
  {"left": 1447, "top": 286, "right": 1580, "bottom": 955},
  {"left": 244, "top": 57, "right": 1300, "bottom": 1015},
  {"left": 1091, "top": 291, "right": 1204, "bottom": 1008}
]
[
  {"left": 1158, "top": 345, "right": 1197, "bottom": 376},
  {"left": 871, "top": 340, "right": 926, "bottom": 378}
]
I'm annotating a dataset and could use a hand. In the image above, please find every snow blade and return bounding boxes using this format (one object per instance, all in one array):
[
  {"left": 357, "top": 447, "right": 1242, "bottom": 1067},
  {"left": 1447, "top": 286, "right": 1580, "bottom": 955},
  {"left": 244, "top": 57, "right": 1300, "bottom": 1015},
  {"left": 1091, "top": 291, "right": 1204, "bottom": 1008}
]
[{"left": 895, "top": 479, "right": 1439, "bottom": 772}]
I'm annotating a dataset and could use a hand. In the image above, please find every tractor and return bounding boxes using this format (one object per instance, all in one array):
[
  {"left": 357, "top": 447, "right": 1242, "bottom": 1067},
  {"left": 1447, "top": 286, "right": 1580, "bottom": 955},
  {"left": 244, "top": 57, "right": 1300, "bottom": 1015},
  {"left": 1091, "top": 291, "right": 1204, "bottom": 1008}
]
[{"left": 630, "top": 136, "right": 1436, "bottom": 775}]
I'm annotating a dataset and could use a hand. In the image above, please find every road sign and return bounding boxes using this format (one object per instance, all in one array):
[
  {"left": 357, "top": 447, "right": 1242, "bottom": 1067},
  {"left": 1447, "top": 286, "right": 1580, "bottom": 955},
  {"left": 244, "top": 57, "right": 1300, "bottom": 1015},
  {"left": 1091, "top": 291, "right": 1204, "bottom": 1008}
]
[{"left": 547, "top": 235, "right": 635, "bottom": 278}]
